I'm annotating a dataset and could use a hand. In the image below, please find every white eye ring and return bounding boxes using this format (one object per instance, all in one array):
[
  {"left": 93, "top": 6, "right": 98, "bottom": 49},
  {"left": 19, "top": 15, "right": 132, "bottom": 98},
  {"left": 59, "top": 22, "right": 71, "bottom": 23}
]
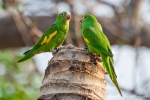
[{"left": 61, "top": 13, "right": 64, "bottom": 16}]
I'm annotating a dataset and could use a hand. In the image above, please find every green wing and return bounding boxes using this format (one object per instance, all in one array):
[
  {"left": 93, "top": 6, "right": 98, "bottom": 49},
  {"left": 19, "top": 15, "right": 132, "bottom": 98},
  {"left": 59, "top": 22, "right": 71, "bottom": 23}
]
[
  {"left": 18, "top": 24, "right": 58, "bottom": 62},
  {"left": 29, "top": 24, "right": 58, "bottom": 53},
  {"left": 83, "top": 27, "right": 113, "bottom": 57}
]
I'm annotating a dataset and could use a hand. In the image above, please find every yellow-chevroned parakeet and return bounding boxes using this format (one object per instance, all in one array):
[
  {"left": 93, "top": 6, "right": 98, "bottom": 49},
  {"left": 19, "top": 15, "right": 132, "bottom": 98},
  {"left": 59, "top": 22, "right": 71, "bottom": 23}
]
[
  {"left": 18, "top": 11, "right": 71, "bottom": 62},
  {"left": 80, "top": 14, "right": 122, "bottom": 96}
]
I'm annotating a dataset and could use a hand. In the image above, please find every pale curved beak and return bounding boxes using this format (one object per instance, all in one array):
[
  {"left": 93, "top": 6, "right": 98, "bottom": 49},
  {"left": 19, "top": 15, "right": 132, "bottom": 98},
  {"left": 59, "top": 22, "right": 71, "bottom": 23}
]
[
  {"left": 80, "top": 18, "right": 83, "bottom": 23},
  {"left": 66, "top": 13, "right": 71, "bottom": 20}
]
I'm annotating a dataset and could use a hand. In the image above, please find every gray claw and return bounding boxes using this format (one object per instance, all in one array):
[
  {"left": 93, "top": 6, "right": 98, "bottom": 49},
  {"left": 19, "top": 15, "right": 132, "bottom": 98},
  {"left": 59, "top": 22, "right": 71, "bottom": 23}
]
[
  {"left": 52, "top": 49, "right": 59, "bottom": 56},
  {"left": 84, "top": 47, "right": 89, "bottom": 52}
]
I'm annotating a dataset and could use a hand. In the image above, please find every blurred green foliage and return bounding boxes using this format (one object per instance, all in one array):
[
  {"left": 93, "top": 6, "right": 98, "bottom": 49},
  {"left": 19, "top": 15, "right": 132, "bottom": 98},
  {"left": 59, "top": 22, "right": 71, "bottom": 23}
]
[
  {"left": 0, "top": 49, "right": 42, "bottom": 100},
  {"left": 1, "top": 2, "right": 7, "bottom": 10}
]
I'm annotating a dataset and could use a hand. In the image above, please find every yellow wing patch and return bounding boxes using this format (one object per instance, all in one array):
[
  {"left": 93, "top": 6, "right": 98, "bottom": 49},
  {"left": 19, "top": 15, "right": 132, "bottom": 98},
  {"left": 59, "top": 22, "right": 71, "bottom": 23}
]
[
  {"left": 41, "top": 31, "right": 57, "bottom": 45},
  {"left": 83, "top": 37, "right": 90, "bottom": 43}
]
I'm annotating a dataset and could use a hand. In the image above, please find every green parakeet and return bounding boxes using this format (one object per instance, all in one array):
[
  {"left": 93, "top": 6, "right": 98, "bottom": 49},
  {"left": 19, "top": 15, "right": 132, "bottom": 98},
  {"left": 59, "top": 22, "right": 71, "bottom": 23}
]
[
  {"left": 18, "top": 11, "right": 71, "bottom": 62},
  {"left": 80, "top": 14, "right": 122, "bottom": 96}
]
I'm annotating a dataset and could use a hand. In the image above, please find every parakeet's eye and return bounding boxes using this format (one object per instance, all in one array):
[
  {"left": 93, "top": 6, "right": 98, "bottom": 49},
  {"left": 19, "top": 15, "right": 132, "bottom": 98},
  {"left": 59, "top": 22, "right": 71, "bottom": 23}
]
[
  {"left": 61, "top": 13, "right": 65, "bottom": 16},
  {"left": 84, "top": 16, "right": 88, "bottom": 19}
]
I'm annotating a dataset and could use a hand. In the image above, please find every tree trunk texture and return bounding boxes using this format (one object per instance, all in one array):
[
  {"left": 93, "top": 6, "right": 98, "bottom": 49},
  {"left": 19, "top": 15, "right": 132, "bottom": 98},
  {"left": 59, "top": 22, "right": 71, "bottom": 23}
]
[{"left": 38, "top": 44, "right": 106, "bottom": 100}]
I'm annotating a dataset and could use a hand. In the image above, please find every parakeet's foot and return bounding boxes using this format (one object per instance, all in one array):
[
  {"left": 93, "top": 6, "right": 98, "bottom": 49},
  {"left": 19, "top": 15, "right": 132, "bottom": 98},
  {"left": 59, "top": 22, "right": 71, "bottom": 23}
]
[
  {"left": 52, "top": 46, "right": 62, "bottom": 56},
  {"left": 84, "top": 47, "right": 89, "bottom": 52},
  {"left": 103, "top": 69, "right": 108, "bottom": 74},
  {"left": 52, "top": 49, "right": 58, "bottom": 56}
]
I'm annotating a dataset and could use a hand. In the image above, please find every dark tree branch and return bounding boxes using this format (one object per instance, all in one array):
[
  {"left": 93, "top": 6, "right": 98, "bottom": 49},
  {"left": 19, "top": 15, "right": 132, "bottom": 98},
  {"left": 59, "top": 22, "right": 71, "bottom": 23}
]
[{"left": 1, "top": 16, "right": 150, "bottom": 49}]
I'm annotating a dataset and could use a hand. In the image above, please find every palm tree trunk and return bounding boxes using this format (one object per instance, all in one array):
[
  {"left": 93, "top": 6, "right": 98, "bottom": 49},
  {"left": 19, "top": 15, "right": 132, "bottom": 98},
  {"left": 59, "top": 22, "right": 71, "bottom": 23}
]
[{"left": 38, "top": 44, "right": 106, "bottom": 100}]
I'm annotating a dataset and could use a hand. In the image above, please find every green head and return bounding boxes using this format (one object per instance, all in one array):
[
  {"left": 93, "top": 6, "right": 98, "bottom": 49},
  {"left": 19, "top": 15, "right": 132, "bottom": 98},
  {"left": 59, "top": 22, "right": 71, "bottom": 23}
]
[
  {"left": 80, "top": 14, "right": 98, "bottom": 28},
  {"left": 56, "top": 11, "right": 71, "bottom": 31}
]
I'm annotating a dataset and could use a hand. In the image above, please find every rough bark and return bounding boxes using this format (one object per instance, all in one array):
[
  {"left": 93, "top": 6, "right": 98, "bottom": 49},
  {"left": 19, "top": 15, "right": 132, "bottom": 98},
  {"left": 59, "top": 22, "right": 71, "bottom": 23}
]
[{"left": 38, "top": 44, "right": 106, "bottom": 100}]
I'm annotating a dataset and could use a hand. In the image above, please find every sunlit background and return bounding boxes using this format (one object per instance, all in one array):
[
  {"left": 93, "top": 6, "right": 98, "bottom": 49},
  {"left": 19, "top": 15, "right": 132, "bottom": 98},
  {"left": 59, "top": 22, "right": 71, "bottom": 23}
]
[{"left": 0, "top": 0, "right": 150, "bottom": 100}]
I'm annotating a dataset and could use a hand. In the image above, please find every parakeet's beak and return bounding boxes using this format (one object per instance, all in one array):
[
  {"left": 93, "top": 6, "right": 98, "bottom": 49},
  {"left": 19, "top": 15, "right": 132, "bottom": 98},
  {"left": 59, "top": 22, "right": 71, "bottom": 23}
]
[
  {"left": 80, "top": 18, "right": 83, "bottom": 23},
  {"left": 66, "top": 13, "right": 71, "bottom": 20}
]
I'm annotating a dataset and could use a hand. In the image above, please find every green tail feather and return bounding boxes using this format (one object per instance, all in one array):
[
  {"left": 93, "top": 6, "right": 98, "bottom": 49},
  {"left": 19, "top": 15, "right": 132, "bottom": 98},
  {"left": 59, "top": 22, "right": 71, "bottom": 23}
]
[
  {"left": 100, "top": 53, "right": 122, "bottom": 96},
  {"left": 17, "top": 50, "right": 36, "bottom": 63}
]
